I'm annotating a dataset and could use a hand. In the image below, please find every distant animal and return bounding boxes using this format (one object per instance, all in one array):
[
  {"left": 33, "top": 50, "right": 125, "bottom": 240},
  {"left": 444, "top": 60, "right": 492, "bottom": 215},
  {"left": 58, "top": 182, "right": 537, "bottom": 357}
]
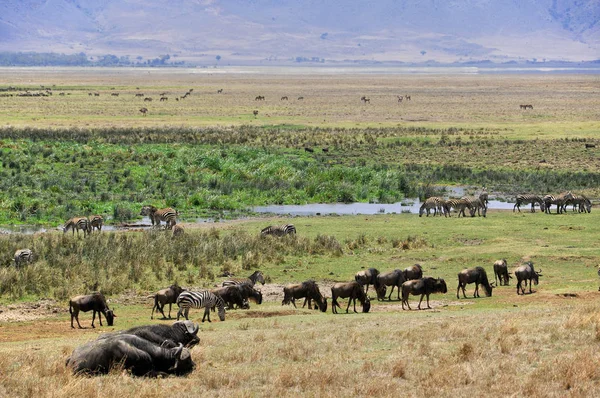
[
  {"left": 255, "top": 95, "right": 265, "bottom": 101},
  {"left": 585, "top": 143, "right": 596, "bottom": 149},
  {"left": 139, "top": 107, "right": 148, "bottom": 116},
  {"left": 297, "top": 96, "right": 304, "bottom": 100},
  {"left": 397, "top": 96, "right": 403, "bottom": 103},
  {"left": 493, "top": 259, "right": 511, "bottom": 286},
  {"left": 160, "top": 97, "right": 168, "bottom": 101},
  {"left": 457, "top": 266, "right": 494, "bottom": 299},
  {"left": 176, "top": 290, "right": 226, "bottom": 323},
  {"left": 13, "top": 249, "right": 33, "bottom": 267},
  {"left": 144, "top": 97, "right": 153, "bottom": 102},
  {"left": 322, "top": 147, "right": 329, "bottom": 153},
  {"left": 66, "top": 334, "right": 194, "bottom": 377},
  {"left": 331, "top": 282, "right": 371, "bottom": 314},
  {"left": 355, "top": 268, "right": 380, "bottom": 293},
  {"left": 135, "top": 93, "right": 144, "bottom": 97},
  {"left": 374, "top": 269, "right": 406, "bottom": 301},
  {"left": 405, "top": 95, "right": 411, "bottom": 101},
  {"left": 304, "top": 147, "right": 314, "bottom": 153},
  {"left": 282, "top": 280, "right": 327, "bottom": 312},
  {"left": 94, "top": 93, "right": 100, "bottom": 97},
  {"left": 172, "top": 224, "right": 185, "bottom": 237},
  {"left": 69, "top": 292, "right": 116, "bottom": 329},
  {"left": 63, "top": 217, "right": 91, "bottom": 237},
  {"left": 88, "top": 92, "right": 93, "bottom": 96},
  {"left": 281, "top": 96, "right": 288, "bottom": 100},
  {"left": 260, "top": 224, "right": 296, "bottom": 237},
  {"left": 513, "top": 194, "right": 546, "bottom": 213},
  {"left": 419, "top": 197, "right": 446, "bottom": 217},
  {"left": 401, "top": 277, "right": 447, "bottom": 310},
  {"left": 140, "top": 205, "right": 178, "bottom": 229},
  {"left": 217, "top": 89, "right": 223, "bottom": 93},
  {"left": 222, "top": 270, "right": 266, "bottom": 288},
  {"left": 89, "top": 215, "right": 103, "bottom": 232},
  {"left": 100, "top": 321, "right": 200, "bottom": 349},
  {"left": 403, "top": 264, "right": 423, "bottom": 281},
  {"left": 361, "top": 97, "right": 370, "bottom": 104},
  {"left": 515, "top": 261, "right": 542, "bottom": 295},
  {"left": 543, "top": 192, "right": 574, "bottom": 214},
  {"left": 253, "top": 110, "right": 259, "bottom": 117},
  {"left": 151, "top": 284, "right": 186, "bottom": 319},
  {"left": 111, "top": 93, "right": 119, "bottom": 97}
]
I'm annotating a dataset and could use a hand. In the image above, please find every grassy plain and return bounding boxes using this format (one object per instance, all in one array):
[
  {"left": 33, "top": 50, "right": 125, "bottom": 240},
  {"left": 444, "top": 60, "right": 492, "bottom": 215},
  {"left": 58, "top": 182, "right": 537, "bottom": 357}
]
[{"left": 1, "top": 69, "right": 600, "bottom": 396}]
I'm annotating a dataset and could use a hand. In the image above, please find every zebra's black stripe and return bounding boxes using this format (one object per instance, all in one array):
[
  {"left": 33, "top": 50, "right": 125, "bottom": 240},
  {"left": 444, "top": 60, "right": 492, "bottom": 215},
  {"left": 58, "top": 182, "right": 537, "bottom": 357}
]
[{"left": 176, "top": 290, "right": 226, "bottom": 323}]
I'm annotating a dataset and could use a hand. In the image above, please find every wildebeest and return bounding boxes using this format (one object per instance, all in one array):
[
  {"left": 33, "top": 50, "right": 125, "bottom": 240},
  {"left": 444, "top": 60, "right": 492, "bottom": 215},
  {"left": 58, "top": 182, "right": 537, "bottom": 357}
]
[
  {"left": 151, "top": 284, "right": 185, "bottom": 319},
  {"left": 66, "top": 334, "right": 194, "bottom": 377},
  {"left": 374, "top": 269, "right": 406, "bottom": 301},
  {"left": 331, "top": 282, "right": 370, "bottom": 314},
  {"left": 403, "top": 264, "right": 423, "bottom": 281},
  {"left": 354, "top": 268, "right": 379, "bottom": 293},
  {"left": 69, "top": 292, "right": 116, "bottom": 328},
  {"left": 457, "top": 266, "right": 494, "bottom": 299},
  {"left": 401, "top": 277, "right": 448, "bottom": 310},
  {"left": 493, "top": 259, "right": 512, "bottom": 286},
  {"left": 139, "top": 107, "right": 148, "bottom": 116},
  {"left": 515, "top": 261, "right": 542, "bottom": 295},
  {"left": 212, "top": 285, "right": 249, "bottom": 310},
  {"left": 585, "top": 143, "right": 596, "bottom": 149},
  {"left": 282, "top": 280, "right": 327, "bottom": 312},
  {"left": 99, "top": 321, "right": 200, "bottom": 349}
]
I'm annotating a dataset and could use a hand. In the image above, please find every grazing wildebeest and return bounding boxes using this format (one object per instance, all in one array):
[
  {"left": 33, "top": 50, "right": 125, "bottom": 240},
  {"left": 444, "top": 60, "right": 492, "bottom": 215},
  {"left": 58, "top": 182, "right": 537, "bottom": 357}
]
[
  {"left": 403, "top": 264, "right": 423, "bottom": 281},
  {"left": 139, "top": 107, "right": 148, "bottom": 116},
  {"left": 355, "top": 268, "right": 380, "bottom": 293},
  {"left": 585, "top": 143, "right": 596, "bottom": 149},
  {"left": 237, "top": 283, "right": 263, "bottom": 306},
  {"left": 281, "top": 96, "right": 288, "bottom": 100},
  {"left": 144, "top": 97, "right": 153, "bottom": 102},
  {"left": 401, "top": 277, "right": 448, "bottom": 310},
  {"left": 374, "top": 269, "right": 406, "bottom": 301},
  {"left": 151, "top": 284, "right": 185, "bottom": 319},
  {"left": 253, "top": 110, "right": 259, "bottom": 117},
  {"left": 99, "top": 321, "right": 200, "bottom": 349},
  {"left": 212, "top": 286, "right": 248, "bottom": 310},
  {"left": 69, "top": 292, "right": 116, "bottom": 328},
  {"left": 217, "top": 89, "right": 223, "bottom": 93},
  {"left": 493, "top": 259, "right": 511, "bottom": 286},
  {"left": 297, "top": 96, "right": 304, "bottom": 100},
  {"left": 66, "top": 334, "right": 194, "bottom": 377},
  {"left": 457, "top": 267, "right": 494, "bottom": 299},
  {"left": 515, "top": 261, "right": 542, "bottom": 295},
  {"left": 331, "top": 282, "right": 371, "bottom": 314},
  {"left": 282, "top": 280, "right": 327, "bottom": 312}
]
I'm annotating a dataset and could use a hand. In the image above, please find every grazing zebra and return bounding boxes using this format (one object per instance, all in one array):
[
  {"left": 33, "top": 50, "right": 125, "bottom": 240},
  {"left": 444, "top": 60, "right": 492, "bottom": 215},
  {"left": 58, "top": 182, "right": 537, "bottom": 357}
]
[
  {"left": 176, "top": 291, "right": 226, "bottom": 322},
  {"left": 562, "top": 194, "right": 592, "bottom": 213},
  {"left": 260, "top": 224, "right": 296, "bottom": 236},
  {"left": 513, "top": 194, "right": 546, "bottom": 213},
  {"left": 543, "top": 192, "right": 574, "bottom": 214},
  {"left": 89, "top": 215, "right": 103, "bottom": 232},
  {"left": 419, "top": 197, "right": 445, "bottom": 217},
  {"left": 14, "top": 249, "right": 33, "bottom": 267},
  {"left": 140, "top": 205, "right": 178, "bottom": 229},
  {"left": 222, "top": 270, "right": 266, "bottom": 288},
  {"left": 479, "top": 189, "right": 489, "bottom": 208},
  {"left": 462, "top": 197, "right": 487, "bottom": 217},
  {"left": 172, "top": 224, "right": 185, "bottom": 237},
  {"left": 64, "top": 217, "right": 91, "bottom": 236},
  {"left": 444, "top": 199, "right": 473, "bottom": 217}
]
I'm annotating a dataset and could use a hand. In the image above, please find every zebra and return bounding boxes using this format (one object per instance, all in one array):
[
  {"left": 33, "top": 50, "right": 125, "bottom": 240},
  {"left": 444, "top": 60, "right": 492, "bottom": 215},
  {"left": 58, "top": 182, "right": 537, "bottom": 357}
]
[
  {"left": 479, "top": 189, "right": 489, "bottom": 208},
  {"left": 543, "top": 192, "right": 574, "bottom": 214},
  {"left": 140, "top": 205, "right": 178, "bottom": 229},
  {"left": 444, "top": 199, "right": 473, "bottom": 217},
  {"left": 462, "top": 197, "right": 487, "bottom": 217},
  {"left": 222, "top": 270, "right": 266, "bottom": 288},
  {"left": 63, "top": 217, "right": 91, "bottom": 236},
  {"left": 260, "top": 224, "right": 296, "bottom": 236},
  {"left": 419, "top": 197, "right": 445, "bottom": 217},
  {"left": 176, "top": 290, "right": 226, "bottom": 322},
  {"left": 513, "top": 194, "right": 546, "bottom": 213},
  {"left": 89, "top": 215, "right": 103, "bottom": 232},
  {"left": 562, "top": 194, "right": 592, "bottom": 213},
  {"left": 14, "top": 249, "right": 33, "bottom": 267}
]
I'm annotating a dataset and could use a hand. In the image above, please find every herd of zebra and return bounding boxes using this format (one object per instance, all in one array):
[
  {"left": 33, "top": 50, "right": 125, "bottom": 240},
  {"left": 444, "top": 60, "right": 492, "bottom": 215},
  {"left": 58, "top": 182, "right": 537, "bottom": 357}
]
[{"left": 420, "top": 190, "right": 592, "bottom": 217}]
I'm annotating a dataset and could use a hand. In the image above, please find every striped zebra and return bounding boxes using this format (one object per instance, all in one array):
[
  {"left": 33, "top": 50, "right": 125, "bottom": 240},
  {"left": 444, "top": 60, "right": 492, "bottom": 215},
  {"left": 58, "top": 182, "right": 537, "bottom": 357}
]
[
  {"left": 419, "top": 197, "right": 445, "bottom": 217},
  {"left": 63, "top": 217, "right": 91, "bottom": 236},
  {"left": 562, "top": 194, "right": 592, "bottom": 213},
  {"left": 222, "top": 270, "right": 266, "bottom": 288},
  {"left": 513, "top": 195, "right": 546, "bottom": 213},
  {"left": 479, "top": 189, "right": 489, "bottom": 208},
  {"left": 14, "top": 249, "right": 33, "bottom": 267},
  {"left": 462, "top": 197, "right": 487, "bottom": 217},
  {"left": 176, "top": 290, "right": 226, "bottom": 322},
  {"left": 543, "top": 192, "right": 574, "bottom": 214},
  {"left": 89, "top": 215, "right": 103, "bottom": 232},
  {"left": 444, "top": 198, "right": 473, "bottom": 217},
  {"left": 140, "top": 205, "right": 178, "bottom": 229},
  {"left": 260, "top": 224, "right": 296, "bottom": 236}
]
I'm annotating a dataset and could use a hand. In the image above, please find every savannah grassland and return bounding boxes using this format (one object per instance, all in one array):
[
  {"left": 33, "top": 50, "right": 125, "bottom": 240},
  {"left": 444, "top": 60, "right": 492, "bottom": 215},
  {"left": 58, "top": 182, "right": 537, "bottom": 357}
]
[{"left": 1, "top": 69, "right": 600, "bottom": 397}]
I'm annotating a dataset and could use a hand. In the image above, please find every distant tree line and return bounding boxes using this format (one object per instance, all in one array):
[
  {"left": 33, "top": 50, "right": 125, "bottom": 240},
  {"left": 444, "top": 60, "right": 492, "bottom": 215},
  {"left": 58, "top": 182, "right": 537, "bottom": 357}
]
[{"left": 0, "top": 52, "right": 184, "bottom": 67}]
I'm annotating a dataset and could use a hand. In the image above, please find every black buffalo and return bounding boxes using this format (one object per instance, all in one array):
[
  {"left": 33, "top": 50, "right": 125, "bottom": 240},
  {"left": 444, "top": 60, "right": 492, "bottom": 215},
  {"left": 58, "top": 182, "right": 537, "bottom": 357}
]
[
  {"left": 99, "top": 321, "right": 200, "bottom": 349},
  {"left": 66, "top": 334, "right": 195, "bottom": 377}
]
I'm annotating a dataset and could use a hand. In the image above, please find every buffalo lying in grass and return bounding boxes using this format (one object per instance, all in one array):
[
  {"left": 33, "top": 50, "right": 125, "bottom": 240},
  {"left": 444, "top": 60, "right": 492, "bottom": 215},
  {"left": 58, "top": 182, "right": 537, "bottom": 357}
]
[{"left": 99, "top": 321, "right": 200, "bottom": 349}]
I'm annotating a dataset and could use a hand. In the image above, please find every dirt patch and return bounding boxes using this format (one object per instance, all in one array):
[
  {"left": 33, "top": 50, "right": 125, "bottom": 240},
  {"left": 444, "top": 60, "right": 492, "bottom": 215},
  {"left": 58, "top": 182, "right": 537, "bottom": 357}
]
[{"left": 0, "top": 299, "right": 67, "bottom": 323}]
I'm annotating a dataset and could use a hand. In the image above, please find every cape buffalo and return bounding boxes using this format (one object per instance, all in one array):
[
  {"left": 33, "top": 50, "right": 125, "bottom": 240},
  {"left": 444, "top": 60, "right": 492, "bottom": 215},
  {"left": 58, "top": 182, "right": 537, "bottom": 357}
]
[
  {"left": 515, "top": 261, "right": 542, "bottom": 295},
  {"left": 401, "top": 277, "right": 448, "bottom": 310},
  {"left": 69, "top": 292, "right": 116, "bottom": 329},
  {"left": 457, "top": 267, "right": 495, "bottom": 299},
  {"left": 66, "top": 334, "right": 194, "bottom": 377},
  {"left": 99, "top": 321, "right": 200, "bottom": 349}
]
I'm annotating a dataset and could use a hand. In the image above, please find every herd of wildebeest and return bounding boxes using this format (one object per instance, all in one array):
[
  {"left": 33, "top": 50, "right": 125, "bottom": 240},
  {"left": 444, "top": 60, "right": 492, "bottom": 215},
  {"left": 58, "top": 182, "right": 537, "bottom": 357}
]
[{"left": 6, "top": 191, "right": 592, "bottom": 377}]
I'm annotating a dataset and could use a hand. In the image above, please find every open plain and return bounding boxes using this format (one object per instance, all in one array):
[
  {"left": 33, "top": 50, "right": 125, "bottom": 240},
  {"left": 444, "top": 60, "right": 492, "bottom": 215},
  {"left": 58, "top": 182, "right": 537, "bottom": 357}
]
[{"left": 1, "top": 69, "right": 600, "bottom": 397}]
